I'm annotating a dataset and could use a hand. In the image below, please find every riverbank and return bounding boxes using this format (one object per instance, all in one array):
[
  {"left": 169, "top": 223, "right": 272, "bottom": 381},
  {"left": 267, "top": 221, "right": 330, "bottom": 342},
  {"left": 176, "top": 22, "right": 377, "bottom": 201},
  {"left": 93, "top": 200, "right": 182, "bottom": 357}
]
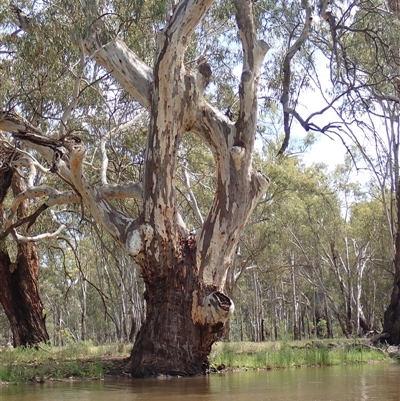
[
  {"left": 209, "top": 339, "right": 388, "bottom": 371},
  {"left": 0, "top": 339, "right": 391, "bottom": 384}
]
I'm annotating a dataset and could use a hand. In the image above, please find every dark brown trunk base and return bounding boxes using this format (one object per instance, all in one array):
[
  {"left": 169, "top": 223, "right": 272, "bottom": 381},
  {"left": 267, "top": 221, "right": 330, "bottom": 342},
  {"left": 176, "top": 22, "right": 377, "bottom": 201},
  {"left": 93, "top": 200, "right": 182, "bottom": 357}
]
[
  {"left": 129, "top": 324, "right": 215, "bottom": 377},
  {"left": 128, "top": 240, "right": 226, "bottom": 378},
  {"left": 385, "top": 182, "right": 400, "bottom": 345},
  {"left": 128, "top": 280, "right": 223, "bottom": 377},
  {"left": 0, "top": 242, "right": 49, "bottom": 347},
  {"left": 382, "top": 270, "right": 400, "bottom": 344},
  {"left": 0, "top": 163, "right": 49, "bottom": 346}
]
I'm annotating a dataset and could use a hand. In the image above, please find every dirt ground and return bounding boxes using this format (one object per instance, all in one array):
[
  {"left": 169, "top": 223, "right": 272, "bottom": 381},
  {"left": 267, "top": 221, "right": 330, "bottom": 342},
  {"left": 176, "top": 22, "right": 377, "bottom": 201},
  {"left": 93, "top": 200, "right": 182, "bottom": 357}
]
[{"left": 100, "top": 356, "right": 132, "bottom": 378}]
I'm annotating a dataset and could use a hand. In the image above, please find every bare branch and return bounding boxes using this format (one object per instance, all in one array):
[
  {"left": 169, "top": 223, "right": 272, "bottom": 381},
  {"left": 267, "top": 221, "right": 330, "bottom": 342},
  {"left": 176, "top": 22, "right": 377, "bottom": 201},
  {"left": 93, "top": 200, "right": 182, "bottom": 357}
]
[
  {"left": 1, "top": 113, "right": 149, "bottom": 256},
  {"left": 55, "top": 135, "right": 144, "bottom": 250},
  {"left": 181, "top": 164, "right": 204, "bottom": 225},
  {"left": 6, "top": 182, "right": 142, "bottom": 225},
  {"left": 10, "top": 209, "right": 66, "bottom": 243},
  {"left": 278, "top": 0, "right": 312, "bottom": 155},
  {"left": 100, "top": 111, "right": 146, "bottom": 185},
  {"left": 12, "top": 225, "right": 66, "bottom": 242},
  {"left": 11, "top": 155, "right": 50, "bottom": 175},
  {"left": 0, "top": 204, "right": 49, "bottom": 241},
  {"left": 0, "top": 112, "right": 42, "bottom": 136},
  {"left": 60, "top": 41, "right": 86, "bottom": 135},
  {"left": 6, "top": 186, "right": 59, "bottom": 228},
  {"left": 82, "top": 36, "right": 152, "bottom": 110}
]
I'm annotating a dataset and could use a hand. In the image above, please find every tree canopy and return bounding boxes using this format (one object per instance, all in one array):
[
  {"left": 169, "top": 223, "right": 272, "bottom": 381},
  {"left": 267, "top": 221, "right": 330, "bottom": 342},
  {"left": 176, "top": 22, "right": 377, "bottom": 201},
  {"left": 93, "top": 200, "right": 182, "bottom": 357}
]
[{"left": 1, "top": 0, "right": 400, "bottom": 376}]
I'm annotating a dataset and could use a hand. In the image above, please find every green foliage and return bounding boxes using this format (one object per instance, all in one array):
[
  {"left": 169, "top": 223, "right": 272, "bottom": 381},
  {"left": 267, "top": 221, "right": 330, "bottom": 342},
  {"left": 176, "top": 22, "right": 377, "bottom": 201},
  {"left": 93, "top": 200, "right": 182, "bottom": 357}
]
[
  {"left": 0, "top": 0, "right": 397, "bottom": 351},
  {"left": 316, "top": 319, "right": 327, "bottom": 338}
]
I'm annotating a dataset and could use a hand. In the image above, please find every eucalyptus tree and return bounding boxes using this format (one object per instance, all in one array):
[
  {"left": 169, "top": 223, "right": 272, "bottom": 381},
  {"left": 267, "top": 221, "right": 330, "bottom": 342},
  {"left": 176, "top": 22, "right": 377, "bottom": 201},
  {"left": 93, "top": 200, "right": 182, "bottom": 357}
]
[
  {"left": 269, "top": 159, "right": 340, "bottom": 338},
  {"left": 0, "top": 0, "right": 154, "bottom": 347},
  {"left": 226, "top": 149, "right": 340, "bottom": 341},
  {"left": 0, "top": 144, "right": 49, "bottom": 346},
  {"left": 0, "top": 0, "right": 287, "bottom": 376},
  {"left": 2, "top": 0, "right": 360, "bottom": 374},
  {"left": 307, "top": 0, "right": 400, "bottom": 343}
]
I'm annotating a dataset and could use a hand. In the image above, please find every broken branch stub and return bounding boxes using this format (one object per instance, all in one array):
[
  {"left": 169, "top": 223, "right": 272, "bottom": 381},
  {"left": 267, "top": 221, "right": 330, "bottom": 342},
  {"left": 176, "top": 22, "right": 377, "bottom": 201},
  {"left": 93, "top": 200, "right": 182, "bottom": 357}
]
[{"left": 192, "top": 290, "right": 234, "bottom": 326}]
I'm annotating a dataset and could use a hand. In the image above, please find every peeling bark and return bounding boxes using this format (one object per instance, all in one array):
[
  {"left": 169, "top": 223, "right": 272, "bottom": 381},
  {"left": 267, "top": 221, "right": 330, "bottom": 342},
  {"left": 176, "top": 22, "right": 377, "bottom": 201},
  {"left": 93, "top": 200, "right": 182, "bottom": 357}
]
[
  {"left": 1, "top": 0, "right": 270, "bottom": 376},
  {"left": 128, "top": 242, "right": 231, "bottom": 377}
]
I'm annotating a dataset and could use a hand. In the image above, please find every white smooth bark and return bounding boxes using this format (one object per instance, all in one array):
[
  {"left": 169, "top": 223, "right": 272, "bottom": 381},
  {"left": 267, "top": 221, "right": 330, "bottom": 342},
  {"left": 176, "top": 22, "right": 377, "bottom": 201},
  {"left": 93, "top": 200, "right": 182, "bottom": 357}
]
[
  {"left": 82, "top": 37, "right": 153, "bottom": 110},
  {"left": 2, "top": 0, "right": 272, "bottom": 324}
]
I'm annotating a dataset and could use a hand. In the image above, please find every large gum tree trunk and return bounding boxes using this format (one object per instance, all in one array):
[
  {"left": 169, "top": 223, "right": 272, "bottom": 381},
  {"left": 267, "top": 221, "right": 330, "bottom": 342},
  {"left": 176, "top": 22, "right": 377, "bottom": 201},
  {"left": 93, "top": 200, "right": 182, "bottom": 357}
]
[
  {"left": 382, "top": 179, "right": 400, "bottom": 344},
  {"left": 129, "top": 245, "right": 228, "bottom": 376},
  {"left": 0, "top": 242, "right": 49, "bottom": 347},
  {"left": 0, "top": 163, "right": 49, "bottom": 347},
  {"left": 126, "top": 0, "right": 269, "bottom": 376}
]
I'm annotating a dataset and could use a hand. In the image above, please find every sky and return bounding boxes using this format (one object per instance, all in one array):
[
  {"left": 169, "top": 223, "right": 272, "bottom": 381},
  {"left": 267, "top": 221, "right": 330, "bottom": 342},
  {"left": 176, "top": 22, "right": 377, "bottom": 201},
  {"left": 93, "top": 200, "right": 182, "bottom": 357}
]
[{"left": 301, "top": 134, "right": 345, "bottom": 167}]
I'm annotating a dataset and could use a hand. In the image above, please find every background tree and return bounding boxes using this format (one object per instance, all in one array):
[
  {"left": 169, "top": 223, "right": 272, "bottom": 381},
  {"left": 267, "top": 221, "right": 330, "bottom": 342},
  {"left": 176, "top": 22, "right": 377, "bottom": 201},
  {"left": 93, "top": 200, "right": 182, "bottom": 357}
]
[
  {"left": 0, "top": 143, "right": 49, "bottom": 346},
  {"left": 307, "top": 0, "right": 400, "bottom": 344}
]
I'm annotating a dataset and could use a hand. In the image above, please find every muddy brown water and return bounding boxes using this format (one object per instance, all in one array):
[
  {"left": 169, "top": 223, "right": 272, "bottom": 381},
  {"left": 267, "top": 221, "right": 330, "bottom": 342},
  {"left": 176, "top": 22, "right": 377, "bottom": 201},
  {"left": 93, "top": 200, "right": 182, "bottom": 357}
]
[{"left": 1, "top": 363, "right": 400, "bottom": 400}]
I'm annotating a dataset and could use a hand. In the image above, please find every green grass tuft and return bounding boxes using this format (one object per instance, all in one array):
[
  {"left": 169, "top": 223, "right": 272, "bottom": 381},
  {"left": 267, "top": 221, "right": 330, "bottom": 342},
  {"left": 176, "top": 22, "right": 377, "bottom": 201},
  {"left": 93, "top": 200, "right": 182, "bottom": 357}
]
[
  {"left": 0, "top": 341, "right": 130, "bottom": 383},
  {"left": 0, "top": 339, "right": 389, "bottom": 384},
  {"left": 210, "top": 339, "right": 388, "bottom": 370}
]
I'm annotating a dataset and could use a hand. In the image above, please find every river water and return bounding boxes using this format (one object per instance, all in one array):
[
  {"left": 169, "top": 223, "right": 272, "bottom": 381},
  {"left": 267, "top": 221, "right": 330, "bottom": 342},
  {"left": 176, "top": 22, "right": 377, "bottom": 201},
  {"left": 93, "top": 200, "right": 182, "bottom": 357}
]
[{"left": 1, "top": 363, "right": 400, "bottom": 401}]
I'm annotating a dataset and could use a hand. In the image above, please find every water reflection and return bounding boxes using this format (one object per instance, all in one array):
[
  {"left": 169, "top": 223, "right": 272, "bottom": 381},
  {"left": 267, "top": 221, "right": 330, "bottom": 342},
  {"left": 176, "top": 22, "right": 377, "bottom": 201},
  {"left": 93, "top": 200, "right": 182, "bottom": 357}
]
[{"left": 1, "top": 363, "right": 400, "bottom": 401}]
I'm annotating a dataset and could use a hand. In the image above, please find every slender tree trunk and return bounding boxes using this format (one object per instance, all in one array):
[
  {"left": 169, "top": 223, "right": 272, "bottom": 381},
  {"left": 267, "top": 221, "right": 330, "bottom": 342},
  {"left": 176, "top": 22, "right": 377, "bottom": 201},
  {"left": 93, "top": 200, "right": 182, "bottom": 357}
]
[
  {"left": 291, "top": 256, "right": 300, "bottom": 340},
  {"left": 325, "top": 300, "right": 333, "bottom": 338},
  {"left": 239, "top": 289, "right": 244, "bottom": 342},
  {"left": 273, "top": 287, "right": 279, "bottom": 340},
  {"left": 129, "top": 313, "right": 136, "bottom": 343},
  {"left": 251, "top": 269, "right": 263, "bottom": 342},
  {"left": 80, "top": 276, "right": 87, "bottom": 341}
]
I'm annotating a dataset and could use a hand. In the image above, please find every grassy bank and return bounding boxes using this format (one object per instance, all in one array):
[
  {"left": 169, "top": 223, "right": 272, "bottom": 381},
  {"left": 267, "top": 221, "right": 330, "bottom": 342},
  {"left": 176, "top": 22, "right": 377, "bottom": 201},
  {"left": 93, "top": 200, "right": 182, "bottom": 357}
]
[
  {"left": 210, "top": 339, "right": 389, "bottom": 371},
  {"left": 0, "top": 339, "right": 390, "bottom": 383},
  {"left": 0, "top": 342, "right": 130, "bottom": 383}
]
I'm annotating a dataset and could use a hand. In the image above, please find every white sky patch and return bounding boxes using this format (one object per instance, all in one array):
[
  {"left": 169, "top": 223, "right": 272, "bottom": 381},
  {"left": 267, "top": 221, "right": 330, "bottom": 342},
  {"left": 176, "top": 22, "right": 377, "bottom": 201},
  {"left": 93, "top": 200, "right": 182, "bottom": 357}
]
[{"left": 231, "top": 53, "right": 375, "bottom": 186}]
